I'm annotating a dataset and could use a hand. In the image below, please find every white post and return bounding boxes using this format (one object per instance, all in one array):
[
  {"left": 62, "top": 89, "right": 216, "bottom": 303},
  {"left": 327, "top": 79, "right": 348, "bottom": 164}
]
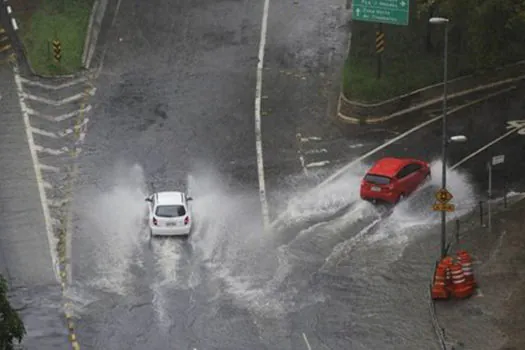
[{"left": 488, "top": 160, "right": 492, "bottom": 232}]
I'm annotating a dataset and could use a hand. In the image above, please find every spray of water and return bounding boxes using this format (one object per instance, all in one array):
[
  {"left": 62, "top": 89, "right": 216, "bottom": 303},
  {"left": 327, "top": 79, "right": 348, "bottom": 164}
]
[
  {"left": 79, "top": 162, "right": 148, "bottom": 295},
  {"left": 320, "top": 160, "right": 479, "bottom": 272}
]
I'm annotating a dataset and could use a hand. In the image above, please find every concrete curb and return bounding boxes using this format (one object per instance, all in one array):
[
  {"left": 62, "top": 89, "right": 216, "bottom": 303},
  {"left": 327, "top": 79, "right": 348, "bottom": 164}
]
[
  {"left": 82, "top": 0, "right": 108, "bottom": 70},
  {"left": 338, "top": 60, "right": 525, "bottom": 125}
]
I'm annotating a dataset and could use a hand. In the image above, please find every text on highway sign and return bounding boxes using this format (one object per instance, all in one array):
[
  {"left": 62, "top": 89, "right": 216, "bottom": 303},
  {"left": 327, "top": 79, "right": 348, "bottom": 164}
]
[
  {"left": 433, "top": 203, "right": 455, "bottom": 212},
  {"left": 352, "top": 0, "right": 410, "bottom": 26},
  {"left": 435, "top": 188, "right": 453, "bottom": 203}
]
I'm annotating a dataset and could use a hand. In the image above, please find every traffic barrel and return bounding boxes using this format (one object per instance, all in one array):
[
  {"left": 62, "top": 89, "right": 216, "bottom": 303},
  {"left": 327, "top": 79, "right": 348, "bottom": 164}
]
[
  {"left": 450, "top": 260, "right": 474, "bottom": 299},
  {"left": 439, "top": 256, "right": 454, "bottom": 293},
  {"left": 457, "top": 250, "right": 476, "bottom": 288},
  {"left": 431, "top": 264, "right": 450, "bottom": 300}
]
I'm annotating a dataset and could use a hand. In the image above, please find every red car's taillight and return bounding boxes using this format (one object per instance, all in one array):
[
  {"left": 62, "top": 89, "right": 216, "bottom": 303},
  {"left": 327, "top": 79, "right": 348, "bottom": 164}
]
[
  {"left": 152, "top": 217, "right": 158, "bottom": 226},
  {"left": 184, "top": 216, "right": 189, "bottom": 225}
]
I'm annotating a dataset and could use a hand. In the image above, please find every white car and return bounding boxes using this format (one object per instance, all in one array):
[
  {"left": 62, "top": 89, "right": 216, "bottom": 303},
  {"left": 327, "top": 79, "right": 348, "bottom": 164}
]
[{"left": 145, "top": 191, "right": 193, "bottom": 237}]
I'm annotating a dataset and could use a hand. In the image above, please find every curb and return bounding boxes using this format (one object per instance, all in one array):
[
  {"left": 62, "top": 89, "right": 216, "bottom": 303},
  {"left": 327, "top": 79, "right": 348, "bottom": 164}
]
[{"left": 338, "top": 60, "right": 525, "bottom": 125}]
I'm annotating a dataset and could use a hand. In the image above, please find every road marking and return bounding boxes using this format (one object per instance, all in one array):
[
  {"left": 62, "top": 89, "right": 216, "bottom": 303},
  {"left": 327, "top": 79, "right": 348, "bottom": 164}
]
[
  {"left": 301, "top": 136, "right": 322, "bottom": 142},
  {"left": 13, "top": 66, "right": 59, "bottom": 281},
  {"left": 30, "top": 119, "right": 89, "bottom": 138},
  {"left": 6, "top": 5, "right": 12, "bottom": 14},
  {"left": 48, "top": 199, "right": 69, "bottom": 208},
  {"left": 19, "top": 76, "right": 88, "bottom": 90},
  {"left": 11, "top": 18, "right": 18, "bottom": 31},
  {"left": 26, "top": 105, "right": 92, "bottom": 122},
  {"left": 302, "top": 333, "right": 312, "bottom": 350},
  {"left": 23, "top": 88, "right": 96, "bottom": 106},
  {"left": 255, "top": 0, "right": 271, "bottom": 229},
  {"left": 450, "top": 126, "right": 524, "bottom": 170},
  {"left": 305, "top": 148, "right": 328, "bottom": 155},
  {"left": 39, "top": 163, "right": 60, "bottom": 172},
  {"left": 306, "top": 160, "right": 330, "bottom": 168},
  {"left": 34, "top": 144, "right": 69, "bottom": 156}
]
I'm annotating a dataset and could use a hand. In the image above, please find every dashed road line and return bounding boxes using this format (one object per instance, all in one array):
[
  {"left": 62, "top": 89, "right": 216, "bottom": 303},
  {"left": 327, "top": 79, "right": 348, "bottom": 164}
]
[
  {"left": 255, "top": 0, "right": 271, "bottom": 229},
  {"left": 19, "top": 75, "right": 89, "bottom": 89},
  {"left": 305, "top": 148, "right": 328, "bottom": 155},
  {"left": 306, "top": 160, "right": 331, "bottom": 168},
  {"left": 22, "top": 89, "right": 96, "bottom": 106},
  {"left": 26, "top": 105, "right": 92, "bottom": 122}
]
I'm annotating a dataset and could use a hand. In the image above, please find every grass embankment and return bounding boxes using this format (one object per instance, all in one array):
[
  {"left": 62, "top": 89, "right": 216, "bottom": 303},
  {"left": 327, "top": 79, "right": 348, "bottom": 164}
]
[
  {"left": 344, "top": 6, "right": 525, "bottom": 103},
  {"left": 17, "top": 0, "right": 94, "bottom": 76}
]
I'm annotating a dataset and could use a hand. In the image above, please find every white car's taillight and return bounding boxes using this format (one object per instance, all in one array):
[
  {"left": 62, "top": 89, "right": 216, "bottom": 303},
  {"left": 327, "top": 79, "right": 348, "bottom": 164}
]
[
  {"left": 153, "top": 217, "right": 158, "bottom": 226},
  {"left": 184, "top": 216, "right": 189, "bottom": 225}
]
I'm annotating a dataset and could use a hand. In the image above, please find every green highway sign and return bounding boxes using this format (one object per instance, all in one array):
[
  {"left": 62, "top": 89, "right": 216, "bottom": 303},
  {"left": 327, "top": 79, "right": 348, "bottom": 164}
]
[{"left": 352, "top": 0, "right": 410, "bottom": 26}]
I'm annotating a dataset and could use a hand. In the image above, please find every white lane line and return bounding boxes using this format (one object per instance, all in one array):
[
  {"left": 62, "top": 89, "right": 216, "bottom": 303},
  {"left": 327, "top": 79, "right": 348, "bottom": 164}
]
[
  {"left": 30, "top": 118, "right": 90, "bottom": 139},
  {"left": 23, "top": 88, "right": 95, "bottom": 106},
  {"left": 31, "top": 127, "right": 58, "bottom": 138},
  {"left": 302, "top": 333, "right": 312, "bottom": 350},
  {"left": 305, "top": 148, "right": 328, "bottom": 155},
  {"left": 7, "top": 5, "right": 12, "bottom": 14},
  {"left": 450, "top": 126, "right": 524, "bottom": 170},
  {"left": 19, "top": 76, "right": 88, "bottom": 90},
  {"left": 306, "top": 160, "right": 330, "bottom": 168},
  {"left": 11, "top": 18, "right": 18, "bottom": 31},
  {"left": 39, "top": 163, "right": 60, "bottom": 173},
  {"left": 254, "top": 0, "right": 271, "bottom": 229},
  {"left": 26, "top": 105, "right": 92, "bottom": 122},
  {"left": 13, "top": 66, "right": 59, "bottom": 281},
  {"left": 301, "top": 136, "right": 322, "bottom": 142},
  {"left": 34, "top": 144, "right": 69, "bottom": 156},
  {"left": 48, "top": 199, "right": 69, "bottom": 208}
]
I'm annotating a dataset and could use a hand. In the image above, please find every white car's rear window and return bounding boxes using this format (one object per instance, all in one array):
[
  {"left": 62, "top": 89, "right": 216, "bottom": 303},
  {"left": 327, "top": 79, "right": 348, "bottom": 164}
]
[{"left": 155, "top": 205, "right": 186, "bottom": 218}]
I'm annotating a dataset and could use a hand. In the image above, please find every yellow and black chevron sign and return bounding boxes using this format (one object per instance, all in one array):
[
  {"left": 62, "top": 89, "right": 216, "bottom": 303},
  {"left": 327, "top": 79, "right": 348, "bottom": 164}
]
[
  {"left": 0, "top": 26, "right": 15, "bottom": 64},
  {"left": 376, "top": 31, "right": 385, "bottom": 54},
  {"left": 52, "top": 39, "right": 61, "bottom": 62}
]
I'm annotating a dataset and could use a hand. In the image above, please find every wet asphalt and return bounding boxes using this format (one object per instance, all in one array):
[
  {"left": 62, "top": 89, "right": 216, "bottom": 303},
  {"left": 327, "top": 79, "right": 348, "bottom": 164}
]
[{"left": 2, "top": 0, "right": 525, "bottom": 349}]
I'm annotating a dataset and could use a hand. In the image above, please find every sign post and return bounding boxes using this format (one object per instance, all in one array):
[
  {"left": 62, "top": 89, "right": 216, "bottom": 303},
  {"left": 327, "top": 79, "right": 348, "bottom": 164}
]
[{"left": 488, "top": 154, "right": 505, "bottom": 232}]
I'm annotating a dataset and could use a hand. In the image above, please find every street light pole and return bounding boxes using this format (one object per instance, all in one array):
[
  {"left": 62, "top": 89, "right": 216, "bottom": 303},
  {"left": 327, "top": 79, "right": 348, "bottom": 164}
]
[{"left": 430, "top": 17, "right": 450, "bottom": 259}]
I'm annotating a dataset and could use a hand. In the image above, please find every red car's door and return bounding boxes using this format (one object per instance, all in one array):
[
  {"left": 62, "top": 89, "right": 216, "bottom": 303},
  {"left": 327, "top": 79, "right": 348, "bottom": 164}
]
[{"left": 396, "top": 163, "right": 423, "bottom": 195}]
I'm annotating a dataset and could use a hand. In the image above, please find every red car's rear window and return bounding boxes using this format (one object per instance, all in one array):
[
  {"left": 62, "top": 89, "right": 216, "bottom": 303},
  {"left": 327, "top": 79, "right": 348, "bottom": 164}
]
[{"left": 364, "top": 174, "right": 391, "bottom": 185}]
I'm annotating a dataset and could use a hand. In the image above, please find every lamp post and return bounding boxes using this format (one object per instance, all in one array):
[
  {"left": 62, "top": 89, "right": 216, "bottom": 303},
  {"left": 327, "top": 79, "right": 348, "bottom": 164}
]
[{"left": 430, "top": 17, "right": 450, "bottom": 259}]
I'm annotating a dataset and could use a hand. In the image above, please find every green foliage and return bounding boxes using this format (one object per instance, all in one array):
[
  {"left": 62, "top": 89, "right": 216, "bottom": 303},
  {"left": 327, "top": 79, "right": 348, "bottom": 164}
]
[
  {"left": 0, "top": 275, "right": 26, "bottom": 350},
  {"left": 344, "top": 0, "right": 525, "bottom": 102}
]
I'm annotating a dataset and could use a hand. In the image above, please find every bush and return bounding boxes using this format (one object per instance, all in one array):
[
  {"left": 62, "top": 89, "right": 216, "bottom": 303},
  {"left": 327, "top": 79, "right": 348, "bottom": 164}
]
[{"left": 0, "top": 274, "right": 25, "bottom": 350}]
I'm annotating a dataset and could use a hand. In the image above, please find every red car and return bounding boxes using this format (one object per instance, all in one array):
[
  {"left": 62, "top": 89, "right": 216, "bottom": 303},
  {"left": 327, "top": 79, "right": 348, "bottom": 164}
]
[{"left": 360, "top": 157, "right": 431, "bottom": 204}]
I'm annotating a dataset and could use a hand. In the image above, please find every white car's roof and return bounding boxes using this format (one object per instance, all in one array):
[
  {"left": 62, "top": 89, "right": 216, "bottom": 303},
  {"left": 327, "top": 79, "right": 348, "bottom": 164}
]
[{"left": 155, "top": 191, "right": 185, "bottom": 205}]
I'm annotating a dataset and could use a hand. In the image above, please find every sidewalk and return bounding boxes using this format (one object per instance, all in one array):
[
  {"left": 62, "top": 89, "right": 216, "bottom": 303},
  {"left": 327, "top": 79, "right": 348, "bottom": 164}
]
[{"left": 435, "top": 198, "right": 525, "bottom": 349}]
